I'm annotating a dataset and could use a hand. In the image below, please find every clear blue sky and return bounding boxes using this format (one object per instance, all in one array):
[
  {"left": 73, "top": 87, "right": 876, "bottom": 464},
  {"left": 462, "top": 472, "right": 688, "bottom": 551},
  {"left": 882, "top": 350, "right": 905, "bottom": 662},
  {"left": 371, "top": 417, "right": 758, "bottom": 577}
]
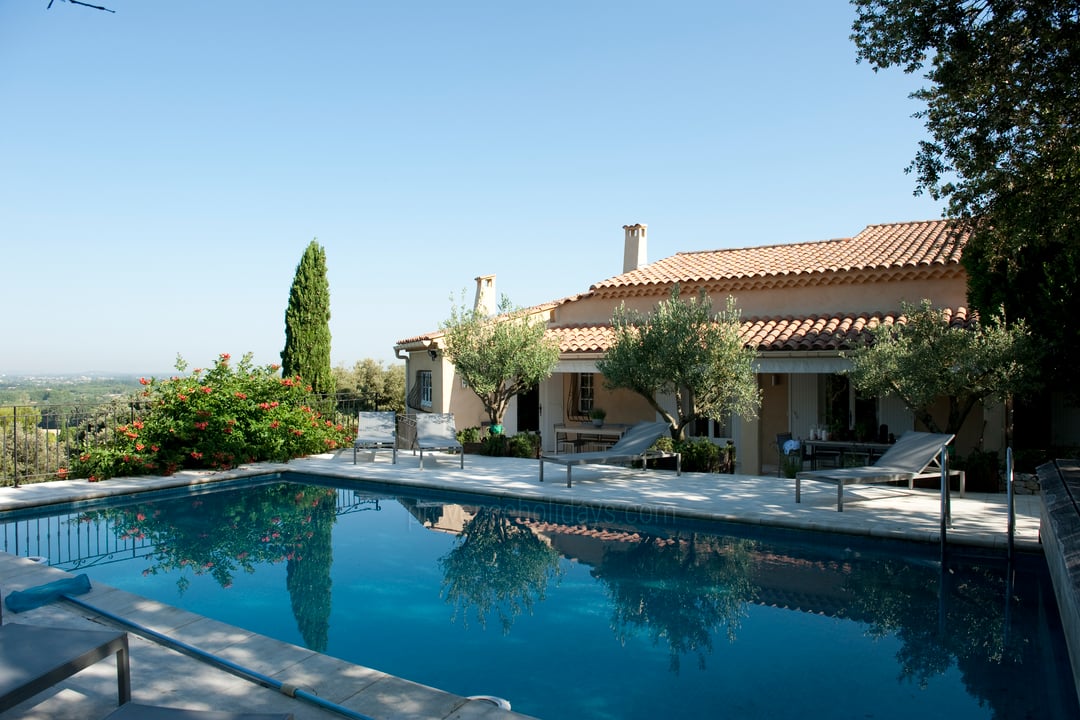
[{"left": 0, "top": 0, "right": 943, "bottom": 376}]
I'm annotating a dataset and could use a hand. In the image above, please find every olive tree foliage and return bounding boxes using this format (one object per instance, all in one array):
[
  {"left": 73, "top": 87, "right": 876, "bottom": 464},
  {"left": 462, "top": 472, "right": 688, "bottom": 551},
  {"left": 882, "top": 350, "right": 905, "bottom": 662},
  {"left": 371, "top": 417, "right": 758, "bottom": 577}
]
[
  {"left": 596, "top": 287, "right": 761, "bottom": 440},
  {"left": 850, "top": 0, "right": 1080, "bottom": 397},
  {"left": 332, "top": 359, "right": 405, "bottom": 413},
  {"left": 843, "top": 300, "right": 1038, "bottom": 436},
  {"left": 440, "top": 294, "right": 560, "bottom": 427},
  {"left": 281, "top": 239, "right": 336, "bottom": 396}
]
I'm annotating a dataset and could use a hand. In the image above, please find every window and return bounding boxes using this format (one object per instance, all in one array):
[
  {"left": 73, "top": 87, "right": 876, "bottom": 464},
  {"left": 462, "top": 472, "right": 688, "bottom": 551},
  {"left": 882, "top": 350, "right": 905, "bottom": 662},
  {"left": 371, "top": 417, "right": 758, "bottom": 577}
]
[
  {"left": 578, "top": 373, "right": 594, "bottom": 414},
  {"left": 692, "top": 414, "right": 732, "bottom": 443},
  {"left": 419, "top": 370, "right": 432, "bottom": 408}
]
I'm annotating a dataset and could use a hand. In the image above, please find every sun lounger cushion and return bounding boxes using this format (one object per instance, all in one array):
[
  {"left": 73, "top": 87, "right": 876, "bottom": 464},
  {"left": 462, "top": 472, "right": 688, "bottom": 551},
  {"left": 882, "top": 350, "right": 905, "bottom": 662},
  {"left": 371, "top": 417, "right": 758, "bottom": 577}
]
[{"left": 5, "top": 573, "right": 92, "bottom": 613}]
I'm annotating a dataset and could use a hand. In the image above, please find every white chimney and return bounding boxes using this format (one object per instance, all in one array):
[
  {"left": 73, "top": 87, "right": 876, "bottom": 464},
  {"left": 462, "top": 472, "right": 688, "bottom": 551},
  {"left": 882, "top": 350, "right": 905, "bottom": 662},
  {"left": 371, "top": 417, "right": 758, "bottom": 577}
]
[
  {"left": 623, "top": 223, "right": 647, "bottom": 273},
  {"left": 474, "top": 274, "right": 496, "bottom": 316}
]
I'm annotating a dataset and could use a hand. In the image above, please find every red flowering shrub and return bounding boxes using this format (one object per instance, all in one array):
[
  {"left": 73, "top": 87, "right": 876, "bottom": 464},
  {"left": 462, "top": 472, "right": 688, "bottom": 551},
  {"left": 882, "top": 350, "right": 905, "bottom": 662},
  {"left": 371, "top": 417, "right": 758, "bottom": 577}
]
[{"left": 70, "top": 353, "right": 353, "bottom": 480}]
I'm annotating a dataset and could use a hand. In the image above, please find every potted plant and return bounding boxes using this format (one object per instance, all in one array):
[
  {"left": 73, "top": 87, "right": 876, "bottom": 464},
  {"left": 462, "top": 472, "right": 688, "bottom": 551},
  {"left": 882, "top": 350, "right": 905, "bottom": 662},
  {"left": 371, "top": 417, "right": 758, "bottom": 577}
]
[{"left": 589, "top": 408, "right": 607, "bottom": 427}]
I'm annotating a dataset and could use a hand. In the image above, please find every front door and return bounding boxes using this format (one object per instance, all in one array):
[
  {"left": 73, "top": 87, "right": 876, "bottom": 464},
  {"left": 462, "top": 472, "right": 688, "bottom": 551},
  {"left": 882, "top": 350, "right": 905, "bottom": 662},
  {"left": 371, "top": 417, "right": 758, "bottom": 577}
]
[
  {"left": 517, "top": 385, "right": 540, "bottom": 432},
  {"left": 759, "top": 374, "right": 790, "bottom": 474}
]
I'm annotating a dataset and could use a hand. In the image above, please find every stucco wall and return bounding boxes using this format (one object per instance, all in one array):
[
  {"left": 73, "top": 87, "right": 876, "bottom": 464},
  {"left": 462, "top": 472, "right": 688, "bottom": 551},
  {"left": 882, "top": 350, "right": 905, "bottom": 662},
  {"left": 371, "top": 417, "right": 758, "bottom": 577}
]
[{"left": 554, "top": 275, "right": 966, "bottom": 326}]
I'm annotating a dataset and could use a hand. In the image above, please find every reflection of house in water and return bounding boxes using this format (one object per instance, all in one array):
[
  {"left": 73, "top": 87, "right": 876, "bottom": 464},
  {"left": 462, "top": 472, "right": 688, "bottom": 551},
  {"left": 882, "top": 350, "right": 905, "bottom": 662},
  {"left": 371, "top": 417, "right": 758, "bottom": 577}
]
[
  {"left": 402, "top": 502, "right": 867, "bottom": 618},
  {"left": 397, "top": 499, "right": 475, "bottom": 535},
  {"left": 516, "top": 516, "right": 879, "bottom": 622}
]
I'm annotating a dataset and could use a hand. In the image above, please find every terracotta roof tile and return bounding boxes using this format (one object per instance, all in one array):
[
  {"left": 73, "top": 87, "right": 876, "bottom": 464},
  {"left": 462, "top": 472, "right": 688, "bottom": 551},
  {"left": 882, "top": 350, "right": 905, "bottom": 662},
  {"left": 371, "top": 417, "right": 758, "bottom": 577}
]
[
  {"left": 591, "top": 219, "right": 968, "bottom": 298},
  {"left": 550, "top": 306, "right": 974, "bottom": 355},
  {"left": 547, "top": 325, "right": 617, "bottom": 354}
]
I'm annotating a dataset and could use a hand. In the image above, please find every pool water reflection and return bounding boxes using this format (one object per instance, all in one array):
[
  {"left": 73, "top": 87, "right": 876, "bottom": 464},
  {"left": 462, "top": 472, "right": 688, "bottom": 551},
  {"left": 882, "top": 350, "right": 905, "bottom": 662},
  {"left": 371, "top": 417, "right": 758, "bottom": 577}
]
[{"left": 1, "top": 476, "right": 1076, "bottom": 720}]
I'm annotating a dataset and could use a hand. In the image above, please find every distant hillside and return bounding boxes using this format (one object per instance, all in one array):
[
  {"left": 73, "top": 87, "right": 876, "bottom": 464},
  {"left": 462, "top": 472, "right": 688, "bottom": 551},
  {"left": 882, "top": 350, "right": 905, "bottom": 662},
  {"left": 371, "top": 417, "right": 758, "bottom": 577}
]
[{"left": 0, "top": 374, "right": 144, "bottom": 407}]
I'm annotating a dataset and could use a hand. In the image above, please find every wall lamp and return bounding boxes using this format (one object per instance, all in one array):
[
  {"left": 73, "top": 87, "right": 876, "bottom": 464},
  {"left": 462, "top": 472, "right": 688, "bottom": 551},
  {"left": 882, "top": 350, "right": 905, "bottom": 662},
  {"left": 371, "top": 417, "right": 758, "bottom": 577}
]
[{"left": 428, "top": 349, "right": 438, "bottom": 361}]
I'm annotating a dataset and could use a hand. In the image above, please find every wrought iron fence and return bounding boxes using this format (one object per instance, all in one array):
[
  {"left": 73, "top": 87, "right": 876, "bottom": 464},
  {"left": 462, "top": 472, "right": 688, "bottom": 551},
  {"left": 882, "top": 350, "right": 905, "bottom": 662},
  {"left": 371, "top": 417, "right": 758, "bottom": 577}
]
[
  {"left": 0, "top": 393, "right": 378, "bottom": 488},
  {"left": 0, "top": 398, "right": 150, "bottom": 487}
]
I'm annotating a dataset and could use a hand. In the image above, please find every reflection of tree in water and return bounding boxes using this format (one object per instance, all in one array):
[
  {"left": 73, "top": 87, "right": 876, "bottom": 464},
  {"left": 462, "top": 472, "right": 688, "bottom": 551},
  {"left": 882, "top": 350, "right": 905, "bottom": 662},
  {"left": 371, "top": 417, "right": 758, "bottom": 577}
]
[
  {"left": 842, "top": 558, "right": 954, "bottom": 684},
  {"left": 284, "top": 486, "right": 336, "bottom": 652},
  {"left": 592, "top": 533, "right": 757, "bottom": 673},
  {"left": 844, "top": 558, "right": 1012, "bottom": 682},
  {"left": 840, "top": 552, "right": 1063, "bottom": 719},
  {"left": 83, "top": 483, "right": 338, "bottom": 651},
  {"left": 439, "top": 507, "right": 563, "bottom": 633}
]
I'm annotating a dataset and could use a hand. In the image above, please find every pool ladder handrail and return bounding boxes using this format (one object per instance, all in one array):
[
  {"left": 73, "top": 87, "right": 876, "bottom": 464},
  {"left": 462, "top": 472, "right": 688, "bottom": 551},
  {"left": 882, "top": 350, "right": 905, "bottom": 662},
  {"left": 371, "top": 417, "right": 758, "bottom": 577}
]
[
  {"left": 939, "top": 446, "right": 952, "bottom": 554},
  {"left": 942, "top": 446, "right": 1018, "bottom": 559},
  {"left": 1007, "top": 446, "right": 1015, "bottom": 561}
]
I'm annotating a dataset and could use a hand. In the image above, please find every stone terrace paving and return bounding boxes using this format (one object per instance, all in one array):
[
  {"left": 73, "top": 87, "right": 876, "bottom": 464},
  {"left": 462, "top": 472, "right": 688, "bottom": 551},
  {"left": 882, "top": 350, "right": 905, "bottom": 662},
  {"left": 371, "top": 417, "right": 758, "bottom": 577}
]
[{"left": 0, "top": 449, "right": 1044, "bottom": 720}]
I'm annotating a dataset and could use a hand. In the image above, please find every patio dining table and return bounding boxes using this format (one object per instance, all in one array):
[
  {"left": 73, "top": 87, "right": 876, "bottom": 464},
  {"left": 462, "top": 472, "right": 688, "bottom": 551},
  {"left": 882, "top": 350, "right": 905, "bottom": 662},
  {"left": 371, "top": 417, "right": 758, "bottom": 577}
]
[
  {"left": 803, "top": 439, "right": 892, "bottom": 470},
  {"left": 554, "top": 423, "right": 631, "bottom": 453}
]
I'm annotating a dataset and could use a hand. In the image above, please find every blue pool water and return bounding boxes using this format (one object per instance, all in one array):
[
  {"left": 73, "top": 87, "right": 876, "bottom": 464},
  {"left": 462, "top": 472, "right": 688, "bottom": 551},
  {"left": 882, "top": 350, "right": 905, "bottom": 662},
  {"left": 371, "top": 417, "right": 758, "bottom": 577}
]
[{"left": 1, "top": 474, "right": 1076, "bottom": 720}]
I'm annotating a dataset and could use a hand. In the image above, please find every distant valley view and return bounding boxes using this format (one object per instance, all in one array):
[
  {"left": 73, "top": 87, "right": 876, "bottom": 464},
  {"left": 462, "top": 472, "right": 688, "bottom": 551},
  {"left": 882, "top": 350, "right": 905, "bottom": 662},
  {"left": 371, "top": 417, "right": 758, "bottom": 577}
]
[{"left": 0, "top": 374, "right": 144, "bottom": 407}]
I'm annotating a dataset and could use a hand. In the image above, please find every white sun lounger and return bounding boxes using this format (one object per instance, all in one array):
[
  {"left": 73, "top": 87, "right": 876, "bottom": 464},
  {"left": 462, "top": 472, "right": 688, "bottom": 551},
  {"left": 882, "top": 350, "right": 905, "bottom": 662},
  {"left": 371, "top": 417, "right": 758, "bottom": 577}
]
[
  {"left": 539, "top": 420, "right": 680, "bottom": 487},
  {"left": 414, "top": 413, "right": 464, "bottom": 470},
  {"left": 352, "top": 411, "right": 397, "bottom": 464},
  {"left": 795, "top": 430, "right": 965, "bottom": 511}
]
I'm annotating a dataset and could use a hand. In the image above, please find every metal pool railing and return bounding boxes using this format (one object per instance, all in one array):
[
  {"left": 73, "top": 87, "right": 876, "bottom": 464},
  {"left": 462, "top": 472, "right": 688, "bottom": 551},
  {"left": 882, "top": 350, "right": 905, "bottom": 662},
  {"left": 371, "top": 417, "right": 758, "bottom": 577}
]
[{"left": 0, "top": 399, "right": 149, "bottom": 487}]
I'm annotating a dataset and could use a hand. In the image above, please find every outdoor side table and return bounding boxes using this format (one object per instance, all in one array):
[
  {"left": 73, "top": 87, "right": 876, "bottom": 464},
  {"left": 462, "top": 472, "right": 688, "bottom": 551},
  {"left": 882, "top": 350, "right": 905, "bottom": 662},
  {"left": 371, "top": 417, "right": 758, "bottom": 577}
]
[{"left": 0, "top": 623, "right": 131, "bottom": 712}]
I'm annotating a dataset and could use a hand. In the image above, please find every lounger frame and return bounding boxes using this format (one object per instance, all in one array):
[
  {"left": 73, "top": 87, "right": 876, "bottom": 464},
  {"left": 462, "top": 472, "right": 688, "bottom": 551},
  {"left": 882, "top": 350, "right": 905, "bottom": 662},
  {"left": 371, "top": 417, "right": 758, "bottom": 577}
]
[
  {"left": 539, "top": 421, "right": 680, "bottom": 487},
  {"left": 352, "top": 411, "right": 398, "bottom": 464},
  {"left": 795, "top": 431, "right": 966, "bottom": 511}
]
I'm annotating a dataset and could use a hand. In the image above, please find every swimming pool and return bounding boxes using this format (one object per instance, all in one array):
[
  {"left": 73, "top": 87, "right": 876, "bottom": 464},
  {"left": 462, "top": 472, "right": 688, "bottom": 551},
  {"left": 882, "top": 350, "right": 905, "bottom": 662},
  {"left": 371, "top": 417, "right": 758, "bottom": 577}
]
[{"left": 1, "top": 474, "right": 1076, "bottom": 720}]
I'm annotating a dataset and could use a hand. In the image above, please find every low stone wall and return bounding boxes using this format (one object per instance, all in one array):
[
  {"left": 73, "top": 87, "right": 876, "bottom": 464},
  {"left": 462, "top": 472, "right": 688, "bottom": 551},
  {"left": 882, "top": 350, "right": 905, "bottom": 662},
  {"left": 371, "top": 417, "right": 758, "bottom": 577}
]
[
  {"left": 1037, "top": 460, "right": 1080, "bottom": 706},
  {"left": 1011, "top": 471, "right": 1041, "bottom": 494}
]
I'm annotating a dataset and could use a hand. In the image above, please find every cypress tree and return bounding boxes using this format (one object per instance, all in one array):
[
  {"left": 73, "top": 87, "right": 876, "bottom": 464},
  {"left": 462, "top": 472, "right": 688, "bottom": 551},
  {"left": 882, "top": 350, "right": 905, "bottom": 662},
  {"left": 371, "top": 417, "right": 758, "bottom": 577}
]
[{"left": 281, "top": 239, "right": 335, "bottom": 395}]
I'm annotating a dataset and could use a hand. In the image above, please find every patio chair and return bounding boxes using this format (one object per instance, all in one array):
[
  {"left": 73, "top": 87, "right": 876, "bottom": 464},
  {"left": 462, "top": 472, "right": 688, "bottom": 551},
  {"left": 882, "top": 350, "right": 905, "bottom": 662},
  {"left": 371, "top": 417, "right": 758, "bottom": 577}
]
[
  {"left": 795, "top": 431, "right": 965, "bottom": 511},
  {"left": 414, "top": 413, "right": 464, "bottom": 470},
  {"left": 538, "top": 420, "right": 679, "bottom": 487},
  {"left": 352, "top": 411, "right": 397, "bottom": 464}
]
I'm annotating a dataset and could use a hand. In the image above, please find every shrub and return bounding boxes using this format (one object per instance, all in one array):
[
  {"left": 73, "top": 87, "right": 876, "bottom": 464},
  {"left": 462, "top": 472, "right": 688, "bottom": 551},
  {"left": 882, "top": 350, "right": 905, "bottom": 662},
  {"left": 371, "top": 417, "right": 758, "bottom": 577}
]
[
  {"left": 481, "top": 433, "right": 507, "bottom": 456},
  {"left": 457, "top": 426, "right": 481, "bottom": 444},
  {"left": 69, "top": 353, "right": 354, "bottom": 481},
  {"left": 676, "top": 438, "right": 724, "bottom": 473},
  {"left": 652, "top": 437, "right": 735, "bottom": 473},
  {"left": 468, "top": 431, "right": 540, "bottom": 458},
  {"left": 506, "top": 431, "right": 541, "bottom": 459},
  {"left": 957, "top": 449, "right": 1001, "bottom": 492}
]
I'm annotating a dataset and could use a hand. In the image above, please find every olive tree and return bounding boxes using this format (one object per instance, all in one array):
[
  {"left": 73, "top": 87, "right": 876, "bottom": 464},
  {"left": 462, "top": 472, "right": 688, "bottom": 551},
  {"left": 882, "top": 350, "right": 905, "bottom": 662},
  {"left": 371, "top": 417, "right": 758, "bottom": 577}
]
[
  {"left": 843, "top": 299, "right": 1038, "bottom": 437},
  {"left": 440, "top": 295, "right": 560, "bottom": 427},
  {"left": 332, "top": 359, "right": 405, "bottom": 413},
  {"left": 596, "top": 286, "right": 760, "bottom": 440}
]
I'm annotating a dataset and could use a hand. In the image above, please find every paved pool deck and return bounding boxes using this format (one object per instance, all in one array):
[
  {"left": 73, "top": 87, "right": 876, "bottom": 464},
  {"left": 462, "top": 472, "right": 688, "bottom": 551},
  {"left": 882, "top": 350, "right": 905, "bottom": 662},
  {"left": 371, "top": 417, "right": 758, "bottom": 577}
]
[{"left": 0, "top": 450, "right": 1043, "bottom": 719}]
